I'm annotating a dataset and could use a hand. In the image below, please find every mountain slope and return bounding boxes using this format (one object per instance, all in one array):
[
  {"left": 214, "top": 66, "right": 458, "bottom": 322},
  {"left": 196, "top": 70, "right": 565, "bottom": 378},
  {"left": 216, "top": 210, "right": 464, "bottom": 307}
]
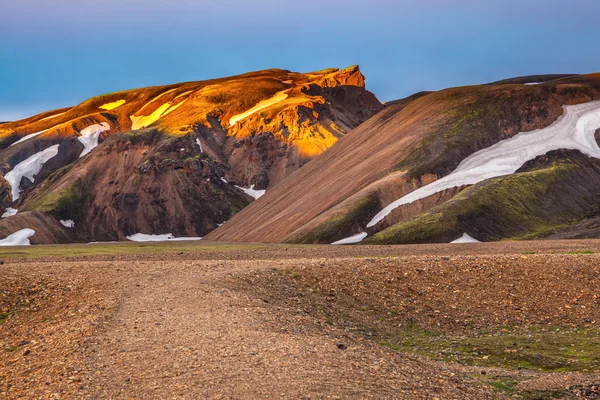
[
  {"left": 0, "top": 66, "right": 382, "bottom": 243},
  {"left": 207, "top": 73, "right": 600, "bottom": 244}
]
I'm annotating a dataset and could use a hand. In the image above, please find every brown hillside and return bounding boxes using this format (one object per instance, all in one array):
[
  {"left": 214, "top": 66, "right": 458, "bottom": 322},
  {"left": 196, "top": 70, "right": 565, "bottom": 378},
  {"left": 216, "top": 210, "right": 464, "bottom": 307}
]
[
  {"left": 0, "top": 66, "right": 381, "bottom": 242},
  {"left": 207, "top": 73, "right": 600, "bottom": 243}
]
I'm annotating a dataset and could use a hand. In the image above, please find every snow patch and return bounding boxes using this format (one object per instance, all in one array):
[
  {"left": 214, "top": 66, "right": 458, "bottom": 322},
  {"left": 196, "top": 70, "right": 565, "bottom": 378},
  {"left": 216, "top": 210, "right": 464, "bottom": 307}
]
[
  {"left": 367, "top": 101, "right": 600, "bottom": 228},
  {"left": 331, "top": 232, "right": 368, "bottom": 245},
  {"left": 229, "top": 90, "right": 289, "bottom": 127},
  {"left": 78, "top": 122, "right": 110, "bottom": 158},
  {"left": 0, "top": 228, "right": 35, "bottom": 246},
  {"left": 450, "top": 233, "right": 481, "bottom": 243},
  {"left": 126, "top": 233, "right": 202, "bottom": 242},
  {"left": 524, "top": 82, "right": 541, "bottom": 85},
  {"left": 234, "top": 184, "right": 265, "bottom": 200},
  {"left": 1, "top": 208, "right": 17, "bottom": 218},
  {"left": 130, "top": 100, "right": 186, "bottom": 130},
  {"left": 40, "top": 111, "right": 67, "bottom": 121},
  {"left": 60, "top": 219, "right": 75, "bottom": 228},
  {"left": 196, "top": 138, "right": 203, "bottom": 153},
  {"left": 11, "top": 129, "right": 48, "bottom": 146},
  {"left": 99, "top": 99, "right": 126, "bottom": 111},
  {"left": 5, "top": 145, "right": 60, "bottom": 201},
  {"left": 220, "top": 177, "right": 228, "bottom": 183}
]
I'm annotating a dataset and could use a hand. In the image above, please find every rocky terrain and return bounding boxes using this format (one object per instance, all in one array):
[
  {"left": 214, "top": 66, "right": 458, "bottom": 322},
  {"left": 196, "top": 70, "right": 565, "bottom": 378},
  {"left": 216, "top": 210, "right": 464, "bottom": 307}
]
[
  {"left": 208, "top": 73, "right": 600, "bottom": 245},
  {"left": 0, "top": 66, "right": 381, "bottom": 243},
  {"left": 1, "top": 241, "right": 599, "bottom": 399}
]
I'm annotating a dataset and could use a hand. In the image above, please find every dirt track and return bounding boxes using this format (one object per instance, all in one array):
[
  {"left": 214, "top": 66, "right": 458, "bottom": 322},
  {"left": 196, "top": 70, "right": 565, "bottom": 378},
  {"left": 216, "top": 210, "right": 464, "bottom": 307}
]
[{"left": 1, "top": 241, "right": 600, "bottom": 398}]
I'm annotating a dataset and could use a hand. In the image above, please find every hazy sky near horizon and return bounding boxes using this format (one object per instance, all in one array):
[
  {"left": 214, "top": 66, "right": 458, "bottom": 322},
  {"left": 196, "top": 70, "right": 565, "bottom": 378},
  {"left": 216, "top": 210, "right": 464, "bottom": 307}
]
[{"left": 1, "top": 0, "right": 599, "bottom": 121}]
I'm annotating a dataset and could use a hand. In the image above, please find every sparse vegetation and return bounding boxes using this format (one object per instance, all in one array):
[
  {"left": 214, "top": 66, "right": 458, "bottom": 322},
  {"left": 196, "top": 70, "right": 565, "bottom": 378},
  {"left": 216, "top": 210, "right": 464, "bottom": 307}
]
[
  {"left": 292, "top": 194, "right": 380, "bottom": 243},
  {"left": 367, "top": 154, "right": 600, "bottom": 244}
]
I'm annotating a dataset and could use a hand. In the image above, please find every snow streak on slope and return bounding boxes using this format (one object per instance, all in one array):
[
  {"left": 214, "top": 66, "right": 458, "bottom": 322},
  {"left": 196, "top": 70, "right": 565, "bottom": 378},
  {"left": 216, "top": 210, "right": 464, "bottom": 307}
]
[
  {"left": 11, "top": 129, "right": 48, "bottom": 146},
  {"left": 130, "top": 103, "right": 171, "bottom": 130},
  {"left": 234, "top": 184, "right": 266, "bottom": 200},
  {"left": 40, "top": 111, "right": 67, "bottom": 121},
  {"left": 451, "top": 233, "right": 481, "bottom": 243},
  {"left": 331, "top": 232, "right": 368, "bottom": 245},
  {"left": 78, "top": 123, "right": 110, "bottom": 158},
  {"left": 5, "top": 145, "right": 60, "bottom": 201},
  {"left": 129, "top": 100, "right": 187, "bottom": 130},
  {"left": 1, "top": 208, "right": 17, "bottom": 218},
  {"left": 126, "top": 233, "right": 202, "bottom": 242},
  {"left": 196, "top": 138, "right": 203, "bottom": 153},
  {"left": 229, "top": 90, "right": 289, "bottom": 127},
  {"left": 367, "top": 101, "right": 600, "bottom": 228},
  {"left": 99, "top": 99, "right": 126, "bottom": 110},
  {"left": 0, "top": 228, "right": 35, "bottom": 246},
  {"left": 60, "top": 219, "right": 75, "bottom": 228}
]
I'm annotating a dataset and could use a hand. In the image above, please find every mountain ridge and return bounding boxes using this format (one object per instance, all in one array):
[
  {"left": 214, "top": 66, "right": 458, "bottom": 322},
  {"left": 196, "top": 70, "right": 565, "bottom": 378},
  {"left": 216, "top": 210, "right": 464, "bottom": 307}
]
[
  {"left": 0, "top": 66, "right": 382, "bottom": 243},
  {"left": 207, "top": 72, "right": 600, "bottom": 244}
]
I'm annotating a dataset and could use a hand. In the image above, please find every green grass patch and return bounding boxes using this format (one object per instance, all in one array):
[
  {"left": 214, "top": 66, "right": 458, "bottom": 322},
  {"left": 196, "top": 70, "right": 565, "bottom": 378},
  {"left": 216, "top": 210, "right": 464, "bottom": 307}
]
[
  {"left": 366, "top": 158, "right": 592, "bottom": 245},
  {"left": 0, "top": 242, "right": 310, "bottom": 259},
  {"left": 380, "top": 326, "right": 600, "bottom": 372},
  {"left": 291, "top": 194, "right": 380, "bottom": 244},
  {"left": 477, "top": 376, "right": 569, "bottom": 399}
]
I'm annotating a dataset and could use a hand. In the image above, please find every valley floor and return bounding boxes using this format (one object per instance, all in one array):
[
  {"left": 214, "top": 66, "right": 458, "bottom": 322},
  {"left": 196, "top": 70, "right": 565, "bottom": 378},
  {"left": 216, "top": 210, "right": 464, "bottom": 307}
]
[{"left": 1, "top": 241, "right": 600, "bottom": 399}]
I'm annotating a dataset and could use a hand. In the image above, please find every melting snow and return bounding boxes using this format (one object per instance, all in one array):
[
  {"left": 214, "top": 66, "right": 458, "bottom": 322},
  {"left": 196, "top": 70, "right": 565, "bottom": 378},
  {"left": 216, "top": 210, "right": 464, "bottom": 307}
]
[
  {"left": 40, "top": 111, "right": 67, "bottom": 121},
  {"left": 220, "top": 177, "right": 228, "bottom": 183},
  {"left": 60, "top": 219, "right": 75, "bottom": 228},
  {"left": 11, "top": 129, "right": 48, "bottom": 146},
  {"left": 235, "top": 184, "right": 266, "bottom": 200},
  {"left": 0, "top": 228, "right": 35, "bottom": 246},
  {"left": 331, "top": 232, "right": 368, "bottom": 245},
  {"left": 1, "top": 208, "right": 17, "bottom": 218},
  {"left": 229, "top": 90, "right": 289, "bottom": 127},
  {"left": 450, "top": 233, "right": 481, "bottom": 243},
  {"left": 524, "top": 82, "right": 541, "bottom": 85},
  {"left": 5, "top": 145, "right": 60, "bottom": 201},
  {"left": 367, "top": 101, "right": 600, "bottom": 228},
  {"left": 196, "top": 138, "right": 203, "bottom": 153},
  {"left": 78, "top": 122, "right": 110, "bottom": 158},
  {"left": 99, "top": 99, "right": 126, "bottom": 111},
  {"left": 126, "top": 233, "right": 202, "bottom": 242},
  {"left": 130, "top": 100, "right": 186, "bottom": 130}
]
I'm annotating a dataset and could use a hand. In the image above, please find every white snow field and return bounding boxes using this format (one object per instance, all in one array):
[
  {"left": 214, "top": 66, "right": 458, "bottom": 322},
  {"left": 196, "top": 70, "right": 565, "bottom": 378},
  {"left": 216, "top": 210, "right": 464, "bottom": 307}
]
[
  {"left": 5, "top": 145, "right": 60, "bottom": 201},
  {"left": 1, "top": 208, "right": 17, "bottom": 218},
  {"left": 450, "top": 233, "right": 481, "bottom": 243},
  {"left": 331, "top": 232, "right": 368, "bottom": 245},
  {"left": 367, "top": 100, "right": 600, "bottom": 229},
  {"left": 126, "top": 233, "right": 202, "bottom": 242},
  {"left": 234, "top": 184, "right": 266, "bottom": 200},
  {"left": 229, "top": 90, "right": 289, "bottom": 127},
  {"left": 524, "top": 82, "right": 542, "bottom": 85},
  {"left": 78, "top": 123, "right": 110, "bottom": 158},
  {"left": 60, "top": 219, "right": 75, "bottom": 228},
  {"left": 196, "top": 138, "right": 203, "bottom": 153},
  {"left": 11, "top": 129, "right": 49, "bottom": 146},
  {"left": 0, "top": 228, "right": 35, "bottom": 246}
]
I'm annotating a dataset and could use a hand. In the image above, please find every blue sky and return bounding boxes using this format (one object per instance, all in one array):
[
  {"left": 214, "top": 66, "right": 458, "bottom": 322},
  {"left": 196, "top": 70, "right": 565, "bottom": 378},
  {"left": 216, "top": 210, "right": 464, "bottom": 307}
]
[{"left": 1, "top": 0, "right": 599, "bottom": 121}]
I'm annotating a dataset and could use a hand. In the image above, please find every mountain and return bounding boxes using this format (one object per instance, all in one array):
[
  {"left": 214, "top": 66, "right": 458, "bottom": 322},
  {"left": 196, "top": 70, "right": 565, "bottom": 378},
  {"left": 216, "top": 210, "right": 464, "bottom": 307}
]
[
  {"left": 0, "top": 66, "right": 382, "bottom": 243},
  {"left": 207, "top": 73, "right": 600, "bottom": 244}
]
